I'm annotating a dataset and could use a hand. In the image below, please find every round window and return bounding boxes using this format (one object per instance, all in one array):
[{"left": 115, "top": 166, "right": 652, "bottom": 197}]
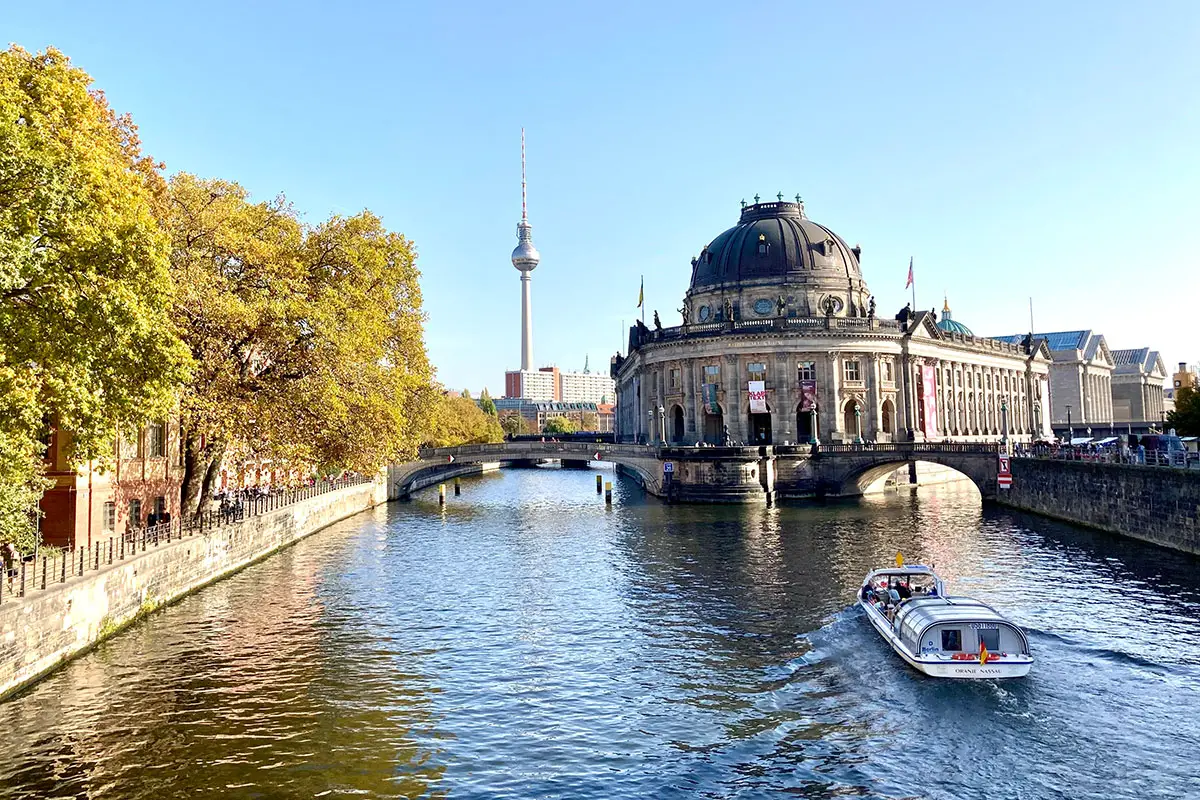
[
  {"left": 698, "top": 305, "right": 711, "bottom": 321},
  {"left": 754, "top": 299, "right": 773, "bottom": 316}
]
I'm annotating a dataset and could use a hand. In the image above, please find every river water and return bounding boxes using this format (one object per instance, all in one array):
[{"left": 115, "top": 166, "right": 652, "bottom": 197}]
[{"left": 2, "top": 468, "right": 1198, "bottom": 799}]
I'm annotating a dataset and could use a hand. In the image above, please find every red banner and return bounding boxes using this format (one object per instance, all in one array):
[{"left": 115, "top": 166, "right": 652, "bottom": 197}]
[{"left": 921, "top": 365, "right": 939, "bottom": 439}]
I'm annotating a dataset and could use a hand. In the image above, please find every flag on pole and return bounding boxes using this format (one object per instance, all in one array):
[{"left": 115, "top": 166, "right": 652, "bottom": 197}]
[
  {"left": 637, "top": 276, "right": 644, "bottom": 308},
  {"left": 979, "top": 642, "right": 989, "bottom": 664},
  {"left": 904, "top": 256, "right": 914, "bottom": 289}
]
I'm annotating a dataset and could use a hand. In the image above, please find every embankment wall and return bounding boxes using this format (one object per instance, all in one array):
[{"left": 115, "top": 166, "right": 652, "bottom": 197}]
[
  {"left": 999, "top": 459, "right": 1199, "bottom": 555},
  {"left": 0, "top": 481, "right": 386, "bottom": 701}
]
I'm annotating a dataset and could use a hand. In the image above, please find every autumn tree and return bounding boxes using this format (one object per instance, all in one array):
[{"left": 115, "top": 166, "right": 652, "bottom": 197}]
[
  {"left": 167, "top": 174, "right": 435, "bottom": 514},
  {"left": 425, "top": 392, "right": 503, "bottom": 447},
  {"left": 0, "top": 46, "right": 190, "bottom": 547}
]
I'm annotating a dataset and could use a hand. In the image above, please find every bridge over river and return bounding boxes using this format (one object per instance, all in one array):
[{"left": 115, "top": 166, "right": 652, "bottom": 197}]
[{"left": 388, "top": 441, "right": 1003, "bottom": 504}]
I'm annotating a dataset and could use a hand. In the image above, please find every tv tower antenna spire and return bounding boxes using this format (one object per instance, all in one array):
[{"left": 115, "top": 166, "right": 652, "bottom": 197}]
[{"left": 511, "top": 128, "right": 540, "bottom": 372}]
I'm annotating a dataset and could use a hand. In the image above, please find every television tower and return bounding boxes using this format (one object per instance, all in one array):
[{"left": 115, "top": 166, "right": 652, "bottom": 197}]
[{"left": 511, "top": 128, "right": 540, "bottom": 371}]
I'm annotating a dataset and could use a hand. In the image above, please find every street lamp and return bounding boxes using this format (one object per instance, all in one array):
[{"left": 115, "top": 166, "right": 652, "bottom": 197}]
[
  {"left": 658, "top": 405, "right": 666, "bottom": 444},
  {"left": 1066, "top": 403, "right": 1073, "bottom": 443},
  {"left": 854, "top": 403, "right": 863, "bottom": 445},
  {"left": 1000, "top": 396, "right": 1008, "bottom": 446},
  {"left": 647, "top": 408, "right": 654, "bottom": 445}
]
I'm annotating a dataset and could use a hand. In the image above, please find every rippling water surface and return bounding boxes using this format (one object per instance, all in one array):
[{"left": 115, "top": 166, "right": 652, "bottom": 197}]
[{"left": 3, "top": 468, "right": 1199, "bottom": 799}]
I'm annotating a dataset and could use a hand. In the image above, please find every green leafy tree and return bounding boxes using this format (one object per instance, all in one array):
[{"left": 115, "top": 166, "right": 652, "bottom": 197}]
[
  {"left": 166, "top": 174, "right": 435, "bottom": 514},
  {"left": 479, "top": 388, "right": 497, "bottom": 417},
  {"left": 1167, "top": 376, "right": 1200, "bottom": 436},
  {"left": 543, "top": 416, "right": 576, "bottom": 435},
  {"left": 0, "top": 46, "right": 190, "bottom": 547}
]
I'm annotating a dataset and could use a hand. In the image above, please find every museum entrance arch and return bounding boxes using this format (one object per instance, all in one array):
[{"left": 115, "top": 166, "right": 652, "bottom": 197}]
[
  {"left": 843, "top": 398, "right": 864, "bottom": 442},
  {"left": 747, "top": 403, "right": 772, "bottom": 446},
  {"left": 671, "top": 404, "right": 685, "bottom": 443},
  {"left": 881, "top": 399, "right": 895, "bottom": 439},
  {"left": 702, "top": 405, "right": 725, "bottom": 445},
  {"left": 796, "top": 404, "right": 817, "bottom": 443}
]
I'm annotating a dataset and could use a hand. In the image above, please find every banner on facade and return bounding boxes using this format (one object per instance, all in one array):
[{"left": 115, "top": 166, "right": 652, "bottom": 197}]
[
  {"left": 920, "top": 365, "right": 939, "bottom": 439},
  {"left": 799, "top": 379, "right": 818, "bottom": 412},
  {"left": 748, "top": 380, "right": 767, "bottom": 414},
  {"left": 702, "top": 382, "right": 721, "bottom": 415}
]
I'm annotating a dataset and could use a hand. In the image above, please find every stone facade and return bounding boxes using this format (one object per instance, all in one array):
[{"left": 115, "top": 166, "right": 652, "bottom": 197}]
[
  {"left": 996, "top": 331, "right": 1114, "bottom": 428},
  {"left": 1111, "top": 348, "right": 1167, "bottom": 425},
  {"left": 1001, "top": 459, "right": 1200, "bottom": 555},
  {"left": 614, "top": 201, "right": 1054, "bottom": 447},
  {"left": 1, "top": 480, "right": 385, "bottom": 700}
]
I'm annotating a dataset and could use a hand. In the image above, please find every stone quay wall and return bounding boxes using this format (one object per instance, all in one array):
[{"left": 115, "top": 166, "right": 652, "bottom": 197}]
[
  {"left": 0, "top": 480, "right": 386, "bottom": 701},
  {"left": 1000, "top": 459, "right": 1200, "bottom": 555}
]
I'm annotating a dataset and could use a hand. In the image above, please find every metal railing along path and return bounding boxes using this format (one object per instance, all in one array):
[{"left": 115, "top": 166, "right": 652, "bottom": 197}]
[{"left": 0, "top": 477, "right": 372, "bottom": 607}]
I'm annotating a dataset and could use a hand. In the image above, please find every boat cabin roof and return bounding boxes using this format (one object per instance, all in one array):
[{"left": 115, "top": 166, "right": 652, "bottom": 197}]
[
  {"left": 863, "top": 565, "right": 939, "bottom": 583},
  {"left": 896, "top": 596, "right": 1011, "bottom": 628}
]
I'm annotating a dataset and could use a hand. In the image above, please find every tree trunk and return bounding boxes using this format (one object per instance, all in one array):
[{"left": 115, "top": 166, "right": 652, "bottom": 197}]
[
  {"left": 200, "top": 442, "right": 225, "bottom": 510},
  {"left": 181, "top": 431, "right": 208, "bottom": 519}
]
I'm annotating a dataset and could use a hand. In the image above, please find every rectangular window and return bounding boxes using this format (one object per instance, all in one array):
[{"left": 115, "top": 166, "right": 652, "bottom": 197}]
[
  {"left": 129, "top": 499, "right": 142, "bottom": 529},
  {"left": 703, "top": 365, "right": 720, "bottom": 384},
  {"left": 669, "top": 368, "right": 681, "bottom": 390},
  {"left": 119, "top": 433, "right": 139, "bottom": 459},
  {"left": 103, "top": 502, "right": 116, "bottom": 533},
  {"left": 941, "top": 629, "right": 962, "bottom": 651},
  {"left": 146, "top": 421, "right": 166, "bottom": 458},
  {"left": 748, "top": 362, "right": 767, "bottom": 382},
  {"left": 797, "top": 361, "right": 816, "bottom": 381},
  {"left": 978, "top": 628, "right": 1000, "bottom": 653},
  {"left": 883, "top": 360, "right": 894, "bottom": 383},
  {"left": 843, "top": 359, "right": 861, "bottom": 382}
]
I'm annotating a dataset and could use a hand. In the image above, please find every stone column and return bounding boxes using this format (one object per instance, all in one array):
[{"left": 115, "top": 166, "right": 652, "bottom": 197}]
[
  {"left": 898, "top": 353, "right": 913, "bottom": 440},
  {"left": 775, "top": 354, "right": 794, "bottom": 443},
  {"left": 866, "top": 354, "right": 881, "bottom": 440},
  {"left": 723, "top": 354, "right": 744, "bottom": 443},
  {"left": 682, "top": 359, "right": 696, "bottom": 440},
  {"left": 828, "top": 351, "right": 843, "bottom": 439}
]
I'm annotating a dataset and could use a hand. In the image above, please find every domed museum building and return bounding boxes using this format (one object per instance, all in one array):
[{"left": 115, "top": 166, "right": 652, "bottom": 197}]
[{"left": 612, "top": 199, "right": 1055, "bottom": 446}]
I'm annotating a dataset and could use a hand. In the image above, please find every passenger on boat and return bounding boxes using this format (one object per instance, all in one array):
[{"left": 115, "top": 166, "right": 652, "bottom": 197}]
[
  {"left": 927, "top": 584, "right": 938, "bottom": 597},
  {"left": 895, "top": 582, "right": 912, "bottom": 600}
]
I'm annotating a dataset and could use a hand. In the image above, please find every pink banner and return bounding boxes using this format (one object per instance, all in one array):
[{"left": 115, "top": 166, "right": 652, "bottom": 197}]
[{"left": 921, "top": 365, "right": 939, "bottom": 439}]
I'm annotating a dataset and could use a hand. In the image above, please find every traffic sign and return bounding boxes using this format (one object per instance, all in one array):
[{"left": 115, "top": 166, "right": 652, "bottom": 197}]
[{"left": 663, "top": 462, "right": 675, "bottom": 474}]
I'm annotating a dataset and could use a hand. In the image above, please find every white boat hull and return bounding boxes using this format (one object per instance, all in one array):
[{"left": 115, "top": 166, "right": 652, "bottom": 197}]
[{"left": 859, "top": 599, "right": 1032, "bottom": 679}]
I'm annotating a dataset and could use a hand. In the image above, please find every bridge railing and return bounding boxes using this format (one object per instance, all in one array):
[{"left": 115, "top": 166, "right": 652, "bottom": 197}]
[{"left": 780, "top": 442, "right": 1001, "bottom": 456}]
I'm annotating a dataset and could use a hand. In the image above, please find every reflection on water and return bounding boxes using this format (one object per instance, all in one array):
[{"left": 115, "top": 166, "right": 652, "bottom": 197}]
[{"left": 1, "top": 468, "right": 1198, "bottom": 799}]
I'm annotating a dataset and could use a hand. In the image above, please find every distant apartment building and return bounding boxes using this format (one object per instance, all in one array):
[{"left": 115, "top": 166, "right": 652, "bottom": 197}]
[
  {"left": 494, "top": 398, "right": 614, "bottom": 433},
  {"left": 504, "top": 366, "right": 614, "bottom": 404}
]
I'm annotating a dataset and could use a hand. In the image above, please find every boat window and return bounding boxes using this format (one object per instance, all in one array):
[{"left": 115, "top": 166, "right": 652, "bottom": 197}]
[
  {"left": 979, "top": 628, "right": 1000, "bottom": 653},
  {"left": 941, "top": 629, "right": 962, "bottom": 651}
]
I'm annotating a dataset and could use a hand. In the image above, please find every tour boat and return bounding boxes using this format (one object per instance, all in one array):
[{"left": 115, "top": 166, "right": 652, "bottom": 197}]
[{"left": 857, "top": 557, "right": 1033, "bottom": 679}]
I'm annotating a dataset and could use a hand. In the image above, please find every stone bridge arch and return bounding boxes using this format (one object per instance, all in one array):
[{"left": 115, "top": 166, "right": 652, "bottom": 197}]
[
  {"left": 811, "top": 443, "right": 1000, "bottom": 501},
  {"left": 387, "top": 442, "right": 665, "bottom": 500}
]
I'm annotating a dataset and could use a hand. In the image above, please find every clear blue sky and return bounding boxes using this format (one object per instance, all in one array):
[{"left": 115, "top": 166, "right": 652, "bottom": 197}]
[{"left": 8, "top": 2, "right": 1199, "bottom": 392}]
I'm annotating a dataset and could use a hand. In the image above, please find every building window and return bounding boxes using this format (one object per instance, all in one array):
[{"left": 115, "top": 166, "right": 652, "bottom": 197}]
[
  {"left": 757, "top": 234, "right": 769, "bottom": 255},
  {"left": 703, "top": 365, "right": 720, "bottom": 384},
  {"left": 103, "top": 502, "right": 116, "bottom": 533},
  {"left": 129, "top": 499, "right": 142, "bottom": 529},
  {"left": 119, "top": 432, "right": 139, "bottom": 459},
  {"left": 146, "top": 421, "right": 166, "bottom": 458},
  {"left": 797, "top": 361, "right": 816, "bottom": 381},
  {"left": 883, "top": 360, "right": 894, "bottom": 383},
  {"left": 669, "top": 368, "right": 681, "bottom": 390},
  {"left": 843, "top": 359, "right": 861, "bottom": 382},
  {"left": 748, "top": 362, "right": 767, "bottom": 382}
]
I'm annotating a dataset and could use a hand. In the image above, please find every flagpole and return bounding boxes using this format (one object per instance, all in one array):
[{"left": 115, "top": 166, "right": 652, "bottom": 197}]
[
  {"left": 911, "top": 257, "right": 917, "bottom": 311},
  {"left": 640, "top": 275, "right": 645, "bottom": 325}
]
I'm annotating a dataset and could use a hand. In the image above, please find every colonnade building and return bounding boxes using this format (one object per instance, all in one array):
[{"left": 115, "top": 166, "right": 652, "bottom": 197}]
[{"left": 612, "top": 199, "right": 1054, "bottom": 446}]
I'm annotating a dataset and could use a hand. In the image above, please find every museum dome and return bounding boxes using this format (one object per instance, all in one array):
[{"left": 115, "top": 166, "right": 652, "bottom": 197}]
[
  {"left": 936, "top": 297, "right": 974, "bottom": 336},
  {"left": 688, "top": 200, "right": 865, "bottom": 293}
]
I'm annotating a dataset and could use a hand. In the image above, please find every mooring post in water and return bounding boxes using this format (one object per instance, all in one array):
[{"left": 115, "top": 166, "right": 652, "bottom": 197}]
[
  {"left": 454, "top": 478, "right": 461, "bottom": 496},
  {"left": 596, "top": 474, "right": 603, "bottom": 493},
  {"left": 439, "top": 484, "right": 446, "bottom": 506},
  {"left": 605, "top": 481, "right": 612, "bottom": 505}
]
